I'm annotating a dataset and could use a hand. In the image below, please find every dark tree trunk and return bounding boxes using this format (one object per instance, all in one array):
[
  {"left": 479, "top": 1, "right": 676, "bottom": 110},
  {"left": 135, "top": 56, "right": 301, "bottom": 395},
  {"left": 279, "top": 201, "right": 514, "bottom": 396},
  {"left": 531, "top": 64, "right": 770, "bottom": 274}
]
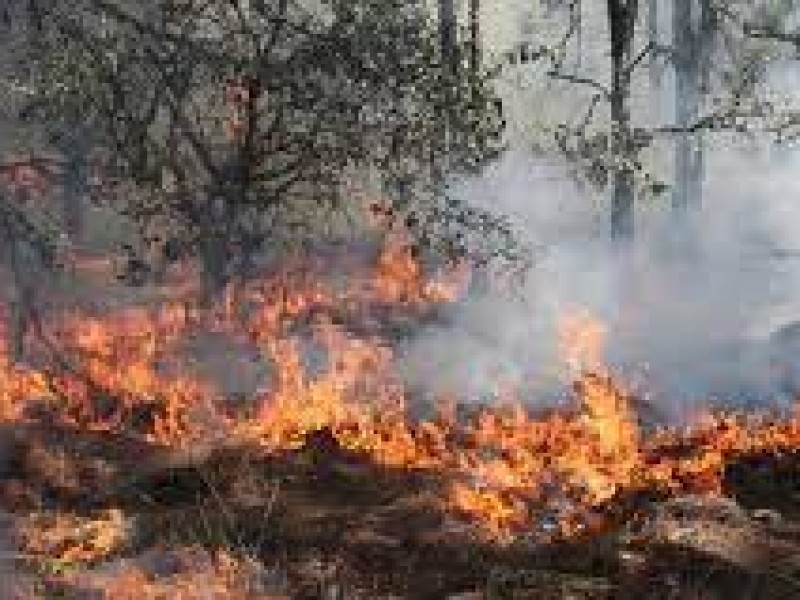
[
  {"left": 438, "top": 0, "right": 459, "bottom": 154},
  {"left": 469, "top": 0, "right": 480, "bottom": 78},
  {"left": 231, "top": 79, "right": 259, "bottom": 296},
  {"left": 198, "top": 188, "right": 232, "bottom": 304},
  {"left": 608, "top": 0, "right": 638, "bottom": 240},
  {"left": 6, "top": 238, "right": 36, "bottom": 364},
  {"left": 7, "top": 243, "right": 25, "bottom": 364},
  {"left": 672, "top": 0, "right": 704, "bottom": 216},
  {"left": 203, "top": 74, "right": 260, "bottom": 305},
  {"left": 465, "top": 0, "right": 492, "bottom": 298},
  {"left": 0, "top": 183, "right": 39, "bottom": 364},
  {"left": 199, "top": 234, "right": 228, "bottom": 306},
  {"left": 60, "top": 130, "right": 89, "bottom": 241},
  {"left": 8, "top": 295, "right": 25, "bottom": 362},
  {"left": 438, "top": 0, "right": 458, "bottom": 78}
]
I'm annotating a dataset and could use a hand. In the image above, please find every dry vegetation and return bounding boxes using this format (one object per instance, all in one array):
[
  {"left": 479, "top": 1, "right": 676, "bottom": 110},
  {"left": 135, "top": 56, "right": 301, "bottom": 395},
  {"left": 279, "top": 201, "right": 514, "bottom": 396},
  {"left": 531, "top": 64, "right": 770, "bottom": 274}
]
[
  {"left": 3, "top": 1, "right": 800, "bottom": 598},
  {"left": 0, "top": 250, "right": 797, "bottom": 599}
]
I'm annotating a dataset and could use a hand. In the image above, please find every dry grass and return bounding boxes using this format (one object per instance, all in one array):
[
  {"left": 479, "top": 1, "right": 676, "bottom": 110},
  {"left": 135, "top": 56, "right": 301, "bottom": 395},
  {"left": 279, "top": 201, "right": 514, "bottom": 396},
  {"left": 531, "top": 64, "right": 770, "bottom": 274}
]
[
  {"left": 46, "top": 547, "right": 289, "bottom": 600},
  {"left": 2, "top": 446, "right": 800, "bottom": 598}
]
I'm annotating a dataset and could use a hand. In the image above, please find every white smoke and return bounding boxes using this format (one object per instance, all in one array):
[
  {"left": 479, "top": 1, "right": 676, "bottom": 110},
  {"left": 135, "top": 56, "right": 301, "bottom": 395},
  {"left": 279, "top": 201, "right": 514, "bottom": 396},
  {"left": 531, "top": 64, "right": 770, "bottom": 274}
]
[{"left": 398, "top": 136, "right": 800, "bottom": 420}]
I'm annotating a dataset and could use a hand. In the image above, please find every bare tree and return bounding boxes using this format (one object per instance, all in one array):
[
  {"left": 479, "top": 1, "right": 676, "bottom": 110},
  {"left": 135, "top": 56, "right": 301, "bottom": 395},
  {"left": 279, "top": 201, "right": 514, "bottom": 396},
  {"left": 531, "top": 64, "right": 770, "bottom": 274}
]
[{"left": 530, "top": 1, "right": 800, "bottom": 241}]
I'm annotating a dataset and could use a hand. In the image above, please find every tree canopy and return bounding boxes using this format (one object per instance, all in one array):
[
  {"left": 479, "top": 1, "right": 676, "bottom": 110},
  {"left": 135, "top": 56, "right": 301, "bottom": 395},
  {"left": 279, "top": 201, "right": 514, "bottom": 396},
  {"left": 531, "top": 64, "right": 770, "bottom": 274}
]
[{"left": 18, "top": 0, "right": 524, "bottom": 293}]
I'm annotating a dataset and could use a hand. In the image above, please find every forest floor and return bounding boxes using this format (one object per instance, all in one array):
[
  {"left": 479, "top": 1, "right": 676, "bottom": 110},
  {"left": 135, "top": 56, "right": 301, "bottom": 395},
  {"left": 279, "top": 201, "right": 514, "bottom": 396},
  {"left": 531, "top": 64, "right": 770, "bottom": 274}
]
[
  {"left": 1, "top": 421, "right": 800, "bottom": 599},
  {"left": 2, "top": 247, "right": 800, "bottom": 598}
]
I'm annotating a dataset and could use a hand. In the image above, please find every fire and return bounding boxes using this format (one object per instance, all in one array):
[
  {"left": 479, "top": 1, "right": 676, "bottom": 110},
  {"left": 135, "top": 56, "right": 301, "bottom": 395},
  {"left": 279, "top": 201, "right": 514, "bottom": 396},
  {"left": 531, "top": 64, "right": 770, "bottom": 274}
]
[
  {"left": 251, "top": 319, "right": 407, "bottom": 450},
  {"left": 445, "top": 373, "right": 641, "bottom": 537},
  {"left": 558, "top": 307, "right": 608, "bottom": 377},
  {"left": 373, "top": 234, "right": 468, "bottom": 305},
  {"left": 3, "top": 239, "right": 800, "bottom": 541}
]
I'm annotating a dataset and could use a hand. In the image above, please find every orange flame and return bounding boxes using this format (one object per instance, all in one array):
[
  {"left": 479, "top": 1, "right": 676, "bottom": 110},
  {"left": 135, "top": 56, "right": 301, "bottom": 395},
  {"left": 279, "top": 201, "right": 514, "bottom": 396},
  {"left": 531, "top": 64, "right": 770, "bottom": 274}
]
[{"left": 3, "top": 243, "right": 800, "bottom": 541}]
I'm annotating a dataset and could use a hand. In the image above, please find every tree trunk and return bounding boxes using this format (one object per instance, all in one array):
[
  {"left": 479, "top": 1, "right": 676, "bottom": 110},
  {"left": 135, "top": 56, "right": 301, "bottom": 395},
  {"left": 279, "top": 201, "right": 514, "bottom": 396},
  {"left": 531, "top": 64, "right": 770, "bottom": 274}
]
[
  {"left": 438, "top": 0, "right": 458, "bottom": 77},
  {"left": 575, "top": 0, "right": 583, "bottom": 74},
  {"left": 648, "top": 0, "right": 662, "bottom": 122},
  {"left": 199, "top": 235, "right": 227, "bottom": 306},
  {"left": 0, "top": 185, "right": 38, "bottom": 364},
  {"left": 7, "top": 238, "right": 37, "bottom": 364},
  {"left": 199, "top": 190, "right": 231, "bottom": 305},
  {"left": 469, "top": 0, "right": 480, "bottom": 77},
  {"left": 672, "top": 0, "right": 703, "bottom": 215},
  {"left": 7, "top": 241, "right": 25, "bottom": 364},
  {"left": 465, "top": 0, "right": 492, "bottom": 299},
  {"left": 60, "top": 128, "right": 89, "bottom": 241},
  {"left": 608, "top": 0, "right": 638, "bottom": 240},
  {"left": 438, "top": 0, "right": 458, "bottom": 153}
]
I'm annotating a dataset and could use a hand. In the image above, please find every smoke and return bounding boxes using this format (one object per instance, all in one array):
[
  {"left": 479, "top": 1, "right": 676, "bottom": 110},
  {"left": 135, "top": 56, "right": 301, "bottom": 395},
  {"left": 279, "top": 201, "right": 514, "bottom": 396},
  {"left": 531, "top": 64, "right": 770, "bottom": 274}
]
[{"left": 398, "top": 137, "right": 800, "bottom": 419}]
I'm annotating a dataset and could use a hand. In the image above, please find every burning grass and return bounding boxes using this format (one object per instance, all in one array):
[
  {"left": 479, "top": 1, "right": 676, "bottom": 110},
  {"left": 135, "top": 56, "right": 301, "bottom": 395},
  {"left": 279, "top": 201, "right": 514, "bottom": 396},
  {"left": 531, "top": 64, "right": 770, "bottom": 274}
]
[{"left": 2, "top": 239, "right": 800, "bottom": 597}]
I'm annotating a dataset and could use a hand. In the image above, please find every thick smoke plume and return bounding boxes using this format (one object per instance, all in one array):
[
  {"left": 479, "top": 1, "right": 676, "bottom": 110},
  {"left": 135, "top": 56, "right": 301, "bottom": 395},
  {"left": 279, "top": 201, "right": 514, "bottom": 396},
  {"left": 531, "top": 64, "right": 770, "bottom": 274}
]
[{"left": 399, "top": 138, "right": 800, "bottom": 420}]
